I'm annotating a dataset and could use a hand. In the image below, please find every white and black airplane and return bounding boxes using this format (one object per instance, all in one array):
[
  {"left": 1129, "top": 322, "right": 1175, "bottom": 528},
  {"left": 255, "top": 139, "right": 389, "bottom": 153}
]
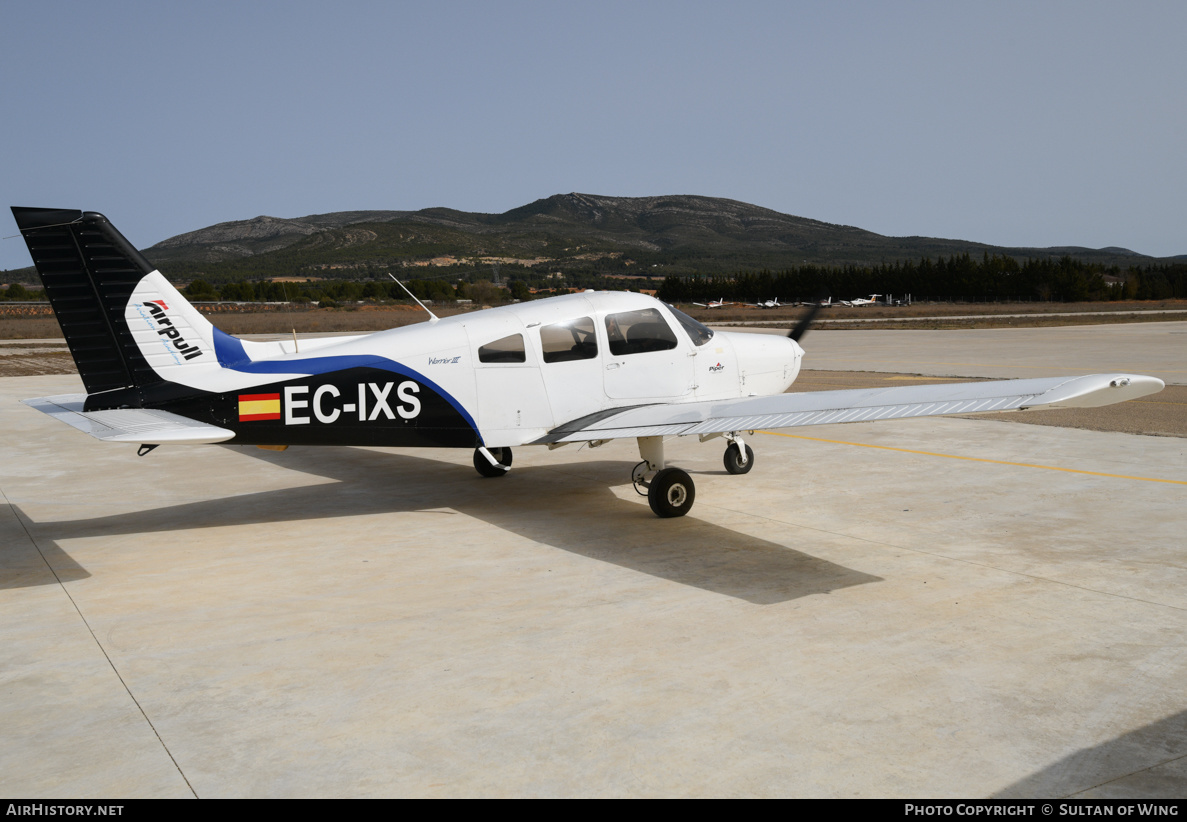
[
  {"left": 11, "top": 208, "right": 1165, "bottom": 518},
  {"left": 755, "top": 298, "right": 784, "bottom": 309}
]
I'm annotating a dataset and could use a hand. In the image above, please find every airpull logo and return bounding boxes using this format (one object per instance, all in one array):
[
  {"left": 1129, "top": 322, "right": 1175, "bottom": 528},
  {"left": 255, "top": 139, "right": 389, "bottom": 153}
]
[
  {"left": 143, "top": 300, "right": 203, "bottom": 361},
  {"left": 238, "top": 381, "right": 422, "bottom": 424}
]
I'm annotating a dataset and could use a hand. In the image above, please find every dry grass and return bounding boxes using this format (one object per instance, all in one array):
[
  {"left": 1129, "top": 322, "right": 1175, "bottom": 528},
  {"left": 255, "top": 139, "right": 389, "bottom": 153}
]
[
  {"left": 687, "top": 299, "right": 1187, "bottom": 328},
  {"left": 2, "top": 299, "right": 1184, "bottom": 340}
]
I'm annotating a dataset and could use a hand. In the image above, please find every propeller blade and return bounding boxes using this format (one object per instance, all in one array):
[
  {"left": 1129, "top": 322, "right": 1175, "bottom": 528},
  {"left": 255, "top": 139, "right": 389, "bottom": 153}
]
[{"left": 788, "top": 293, "right": 828, "bottom": 342}]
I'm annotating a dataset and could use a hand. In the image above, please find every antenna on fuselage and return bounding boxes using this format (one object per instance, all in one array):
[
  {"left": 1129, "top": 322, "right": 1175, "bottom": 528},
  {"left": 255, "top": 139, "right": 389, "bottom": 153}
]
[{"left": 386, "top": 272, "right": 440, "bottom": 323}]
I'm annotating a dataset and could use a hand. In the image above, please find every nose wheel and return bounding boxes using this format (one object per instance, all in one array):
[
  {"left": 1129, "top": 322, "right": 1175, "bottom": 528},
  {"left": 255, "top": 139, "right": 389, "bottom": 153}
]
[{"left": 723, "top": 441, "right": 754, "bottom": 474}]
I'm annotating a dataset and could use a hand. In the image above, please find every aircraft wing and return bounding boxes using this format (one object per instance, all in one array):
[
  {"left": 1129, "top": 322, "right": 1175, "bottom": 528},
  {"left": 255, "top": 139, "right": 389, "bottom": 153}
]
[
  {"left": 536, "top": 374, "right": 1164, "bottom": 444},
  {"left": 23, "top": 394, "right": 235, "bottom": 444}
]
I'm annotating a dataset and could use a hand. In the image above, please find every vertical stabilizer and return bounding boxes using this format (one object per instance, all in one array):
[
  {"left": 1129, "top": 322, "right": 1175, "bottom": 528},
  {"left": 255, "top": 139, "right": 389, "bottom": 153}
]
[{"left": 12, "top": 207, "right": 165, "bottom": 395}]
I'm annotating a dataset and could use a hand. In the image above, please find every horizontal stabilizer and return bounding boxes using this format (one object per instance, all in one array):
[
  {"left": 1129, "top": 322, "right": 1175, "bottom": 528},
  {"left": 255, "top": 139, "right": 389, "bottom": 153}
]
[
  {"left": 22, "top": 394, "right": 235, "bottom": 444},
  {"left": 537, "top": 374, "right": 1165, "bottom": 444}
]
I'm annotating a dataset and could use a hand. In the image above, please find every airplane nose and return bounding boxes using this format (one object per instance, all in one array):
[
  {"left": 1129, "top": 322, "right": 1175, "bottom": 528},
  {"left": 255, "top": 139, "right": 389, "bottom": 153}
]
[{"left": 721, "top": 331, "right": 803, "bottom": 393}]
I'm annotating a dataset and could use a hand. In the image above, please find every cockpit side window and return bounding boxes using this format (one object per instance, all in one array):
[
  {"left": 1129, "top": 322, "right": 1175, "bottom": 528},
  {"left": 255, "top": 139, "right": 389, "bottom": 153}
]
[
  {"left": 666, "top": 304, "right": 714, "bottom": 347},
  {"left": 604, "top": 308, "right": 679, "bottom": 356},
  {"left": 478, "top": 333, "right": 526, "bottom": 364},
  {"left": 540, "top": 317, "right": 598, "bottom": 363}
]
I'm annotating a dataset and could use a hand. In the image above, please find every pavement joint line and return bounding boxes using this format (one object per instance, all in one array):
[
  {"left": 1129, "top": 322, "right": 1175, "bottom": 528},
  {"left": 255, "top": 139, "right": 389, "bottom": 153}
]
[
  {"left": 0, "top": 484, "right": 199, "bottom": 799},
  {"left": 758, "top": 431, "right": 1187, "bottom": 486}
]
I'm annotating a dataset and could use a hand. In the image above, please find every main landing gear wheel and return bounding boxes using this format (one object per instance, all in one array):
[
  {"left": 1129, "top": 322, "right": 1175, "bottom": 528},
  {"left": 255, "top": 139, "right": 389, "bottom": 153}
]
[
  {"left": 723, "top": 442, "right": 755, "bottom": 475},
  {"left": 648, "top": 467, "right": 695, "bottom": 518},
  {"left": 473, "top": 446, "right": 512, "bottom": 478}
]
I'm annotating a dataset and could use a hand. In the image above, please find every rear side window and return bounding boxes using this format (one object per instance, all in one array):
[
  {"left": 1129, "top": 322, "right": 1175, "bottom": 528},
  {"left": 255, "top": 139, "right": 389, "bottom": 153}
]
[
  {"left": 540, "top": 317, "right": 598, "bottom": 363},
  {"left": 478, "top": 333, "right": 526, "bottom": 363},
  {"left": 604, "top": 308, "right": 678, "bottom": 356}
]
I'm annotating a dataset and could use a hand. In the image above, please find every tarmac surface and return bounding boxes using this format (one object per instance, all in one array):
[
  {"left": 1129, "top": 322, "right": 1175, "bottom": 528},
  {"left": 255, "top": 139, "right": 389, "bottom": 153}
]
[{"left": 2, "top": 323, "right": 1185, "bottom": 798}]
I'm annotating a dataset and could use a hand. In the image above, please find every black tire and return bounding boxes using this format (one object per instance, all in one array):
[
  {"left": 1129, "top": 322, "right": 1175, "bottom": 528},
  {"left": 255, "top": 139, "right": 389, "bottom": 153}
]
[
  {"left": 473, "top": 446, "right": 512, "bottom": 478},
  {"left": 648, "top": 467, "right": 695, "bottom": 518},
  {"left": 723, "top": 442, "right": 755, "bottom": 475}
]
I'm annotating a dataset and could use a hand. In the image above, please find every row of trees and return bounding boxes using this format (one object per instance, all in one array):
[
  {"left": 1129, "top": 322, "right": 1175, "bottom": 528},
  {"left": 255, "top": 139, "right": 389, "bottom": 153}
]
[
  {"left": 6, "top": 254, "right": 1185, "bottom": 306},
  {"left": 656, "top": 255, "right": 1187, "bottom": 304}
]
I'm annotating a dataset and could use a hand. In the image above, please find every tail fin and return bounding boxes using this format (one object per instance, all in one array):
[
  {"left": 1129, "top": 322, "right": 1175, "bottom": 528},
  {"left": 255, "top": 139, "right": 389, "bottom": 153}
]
[{"left": 11, "top": 208, "right": 218, "bottom": 404}]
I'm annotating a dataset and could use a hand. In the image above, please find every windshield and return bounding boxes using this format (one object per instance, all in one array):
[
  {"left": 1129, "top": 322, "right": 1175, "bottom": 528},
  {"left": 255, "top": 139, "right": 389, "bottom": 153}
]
[{"left": 665, "top": 304, "right": 714, "bottom": 347}]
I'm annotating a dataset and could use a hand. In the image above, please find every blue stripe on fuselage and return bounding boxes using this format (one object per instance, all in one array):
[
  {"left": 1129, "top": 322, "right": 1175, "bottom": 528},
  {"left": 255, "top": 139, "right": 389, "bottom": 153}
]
[{"left": 213, "top": 327, "right": 480, "bottom": 435}]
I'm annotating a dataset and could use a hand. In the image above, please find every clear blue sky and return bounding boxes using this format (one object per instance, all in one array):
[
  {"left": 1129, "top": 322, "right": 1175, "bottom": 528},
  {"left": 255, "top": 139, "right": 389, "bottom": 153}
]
[{"left": 3, "top": 0, "right": 1184, "bottom": 271}]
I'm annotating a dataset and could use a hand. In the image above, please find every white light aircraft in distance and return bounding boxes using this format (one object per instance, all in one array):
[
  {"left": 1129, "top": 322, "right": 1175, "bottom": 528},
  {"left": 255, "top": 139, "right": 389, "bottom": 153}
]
[
  {"left": 755, "top": 298, "right": 784, "bottom": 309},
  {"left": 839, "top": 294, "right": 882, "bottom": 307},
  {"left": 692, "top": 298, "right": 733, "bottom": 308},
  {"left": 12, "top": 207, "right": 1166, "bottom": 518}
]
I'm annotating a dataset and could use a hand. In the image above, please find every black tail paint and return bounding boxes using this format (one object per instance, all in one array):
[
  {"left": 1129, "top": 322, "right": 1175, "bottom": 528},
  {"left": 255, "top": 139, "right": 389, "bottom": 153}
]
[{"left": 11, "top": 207, "right": 163, "bottom": 397}]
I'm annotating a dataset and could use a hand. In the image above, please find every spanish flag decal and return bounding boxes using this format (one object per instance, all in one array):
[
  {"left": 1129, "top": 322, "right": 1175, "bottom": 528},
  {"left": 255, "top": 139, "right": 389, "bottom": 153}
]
[{"left": 238, "top": 393, "right": 281, "bottom": 422}]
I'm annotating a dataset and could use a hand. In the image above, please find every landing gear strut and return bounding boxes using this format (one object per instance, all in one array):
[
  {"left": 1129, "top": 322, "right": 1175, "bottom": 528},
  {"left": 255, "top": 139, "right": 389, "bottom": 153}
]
[
  {"left": 473, "top": 446, "right": 512, "bottom": 478},
  {"left": 632, "top": 436, "right": 695, "bottom": 518}
]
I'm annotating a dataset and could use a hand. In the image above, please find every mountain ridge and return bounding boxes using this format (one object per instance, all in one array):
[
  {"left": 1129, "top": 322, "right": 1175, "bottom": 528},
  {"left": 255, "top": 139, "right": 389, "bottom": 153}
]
[{"left": 142, "top": 193, "right": 1179, "bottom": 275}]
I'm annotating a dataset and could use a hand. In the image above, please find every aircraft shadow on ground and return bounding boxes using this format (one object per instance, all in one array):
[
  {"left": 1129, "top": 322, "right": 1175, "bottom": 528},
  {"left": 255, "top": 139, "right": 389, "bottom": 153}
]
[
  {"left": 7, "top": 446, "right": 880, "bottom": 604},
  {"left": 0, "top": 504, "right": 91, "bottom": 590},
  {"left": 993, "top": 709, "right": 1187, "bottom": 799}
]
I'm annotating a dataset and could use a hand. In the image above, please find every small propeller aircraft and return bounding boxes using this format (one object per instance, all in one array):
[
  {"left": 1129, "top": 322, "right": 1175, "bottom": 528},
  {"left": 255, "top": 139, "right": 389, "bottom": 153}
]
[
  {"left": 839, "top": 294, "right": 882, "bottom": 307},
  {"left": 692, "top": 298, "right": 733, "bottom": 308},
  {"left": 11, "top": 207, "right": 1165, "bottom": 518},
  {"left": 755, "top": 298, "right": 784, "bottom": 309}
]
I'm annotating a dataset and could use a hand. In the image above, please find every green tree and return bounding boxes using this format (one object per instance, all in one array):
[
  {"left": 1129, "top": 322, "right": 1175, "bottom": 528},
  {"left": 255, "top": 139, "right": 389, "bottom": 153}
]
[
  {"left": 508, "top": 280, "right": 531, "bottom": 301},
  {"left": 3, "top": 283, "right": 31, "bottom": 301},
  {"left": 185, "top": 279, "right": 218, "bottom": 300}
]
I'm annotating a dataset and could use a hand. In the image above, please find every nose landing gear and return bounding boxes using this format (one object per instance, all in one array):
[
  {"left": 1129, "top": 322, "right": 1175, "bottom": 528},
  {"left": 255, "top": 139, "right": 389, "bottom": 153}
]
[{"left": 723, "top": 433, "right": 754, "bottom": 475}]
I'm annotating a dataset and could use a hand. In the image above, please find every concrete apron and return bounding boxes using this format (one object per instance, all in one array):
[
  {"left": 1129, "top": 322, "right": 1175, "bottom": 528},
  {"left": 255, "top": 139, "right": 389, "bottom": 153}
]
[{"left": 1, "top": 373, "right": 1185, "bottom": 798}]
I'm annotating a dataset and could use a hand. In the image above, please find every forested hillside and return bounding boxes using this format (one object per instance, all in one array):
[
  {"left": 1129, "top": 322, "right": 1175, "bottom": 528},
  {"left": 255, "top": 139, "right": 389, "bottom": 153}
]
[{"left": 4, "top": 194, "right": 1183, "bottom": 303}]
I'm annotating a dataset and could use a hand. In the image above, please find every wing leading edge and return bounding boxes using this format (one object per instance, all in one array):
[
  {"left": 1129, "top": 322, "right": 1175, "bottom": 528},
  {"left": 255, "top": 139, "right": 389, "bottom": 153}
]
[{"left": 536, "top": 374, "right": 1165, "bottom": 444}]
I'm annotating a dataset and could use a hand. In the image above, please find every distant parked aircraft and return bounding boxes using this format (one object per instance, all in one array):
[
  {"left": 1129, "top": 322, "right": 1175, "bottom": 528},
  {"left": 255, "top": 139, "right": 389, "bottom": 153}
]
[
  {"left": 755, "top": 298, "right": 784, "bottom": 309},
  {"left": 693, "top": 298, "right": 733, "bottom": 309},
  {"left": 839, "top": 294, "right": 882, "bottom": 307}
]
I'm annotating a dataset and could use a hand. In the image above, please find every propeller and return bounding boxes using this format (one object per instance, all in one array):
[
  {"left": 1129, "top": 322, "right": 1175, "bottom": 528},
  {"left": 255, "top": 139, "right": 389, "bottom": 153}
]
[{"left": 788, "top": 293, "right": 829, "bottom": 342}]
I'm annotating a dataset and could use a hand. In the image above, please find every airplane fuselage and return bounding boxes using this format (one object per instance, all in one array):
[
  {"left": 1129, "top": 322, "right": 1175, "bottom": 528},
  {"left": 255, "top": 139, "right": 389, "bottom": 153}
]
[{"left": 133, "top": 290, "right": 803, "bottom": 450}]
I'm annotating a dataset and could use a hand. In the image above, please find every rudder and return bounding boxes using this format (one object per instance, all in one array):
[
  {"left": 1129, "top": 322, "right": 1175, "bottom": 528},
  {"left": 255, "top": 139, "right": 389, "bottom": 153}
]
[
  {"left": 11, "top": 208, "right": 219, "bottom": 405},
  {"left": 13, "top": 207, "right": 163, "bottom": 394}
]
